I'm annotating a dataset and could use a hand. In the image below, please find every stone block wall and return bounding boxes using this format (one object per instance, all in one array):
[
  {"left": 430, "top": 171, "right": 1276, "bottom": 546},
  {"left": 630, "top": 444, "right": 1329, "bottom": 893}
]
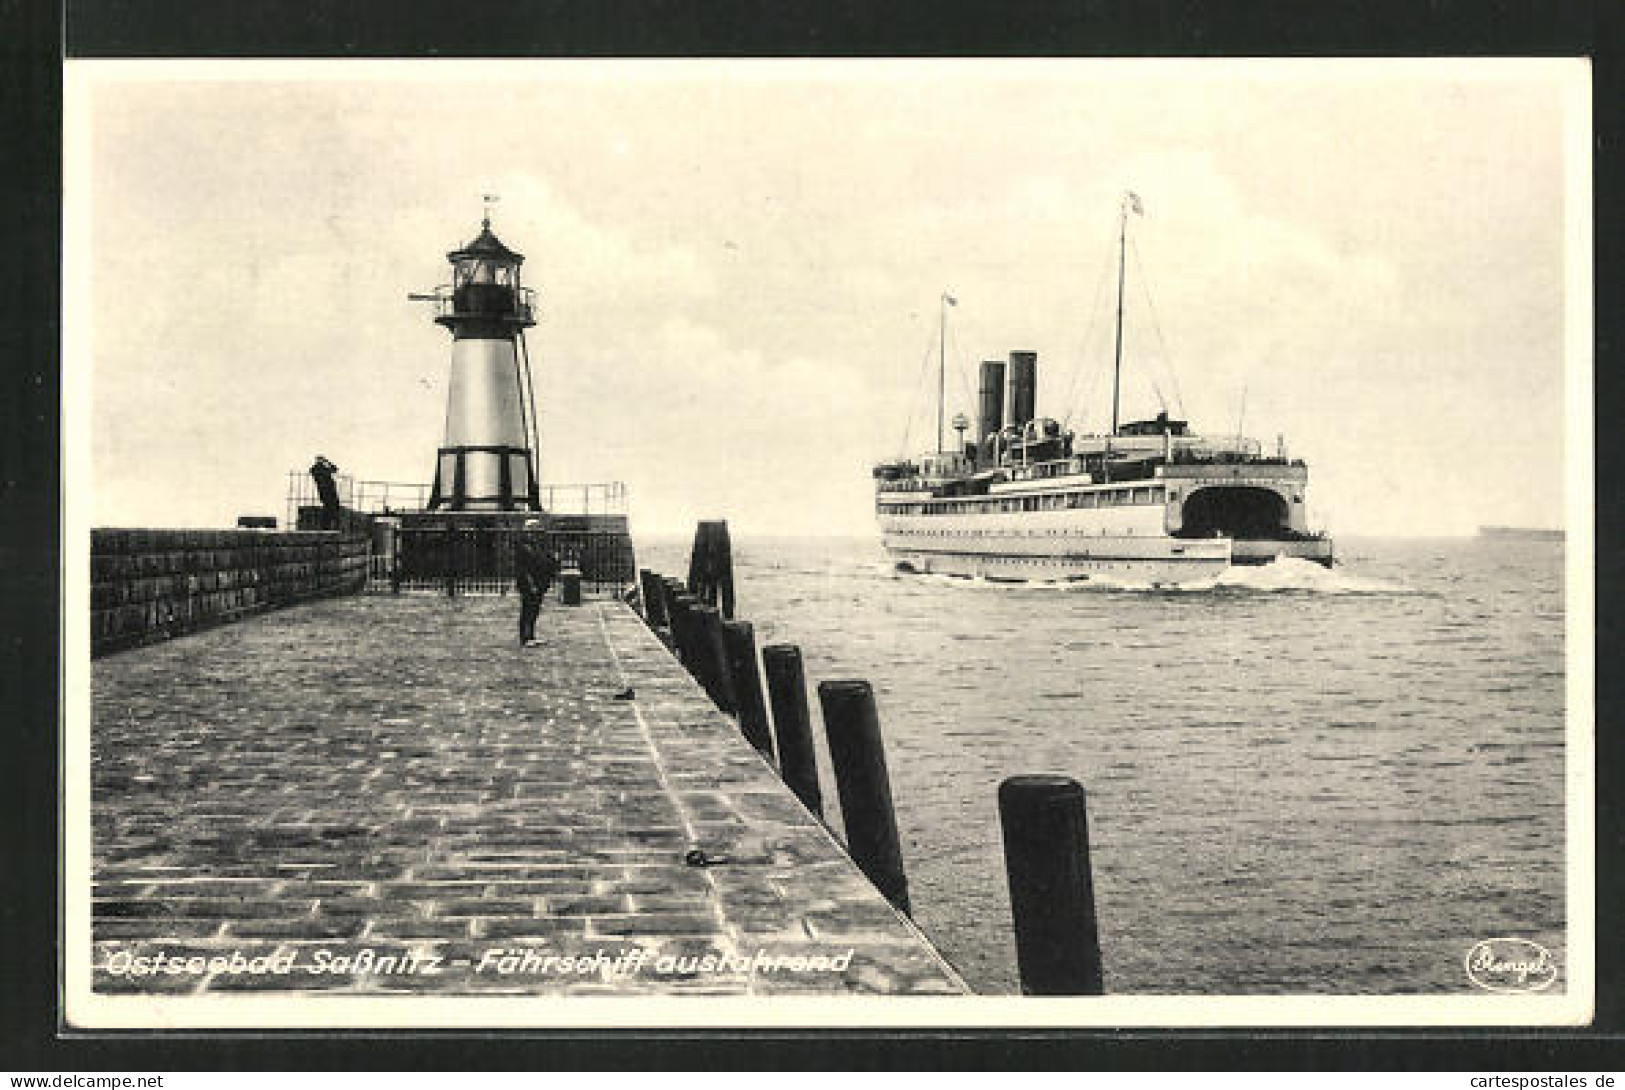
[{"left": 91, "top": 529, "right": 369, "bottom": 658}]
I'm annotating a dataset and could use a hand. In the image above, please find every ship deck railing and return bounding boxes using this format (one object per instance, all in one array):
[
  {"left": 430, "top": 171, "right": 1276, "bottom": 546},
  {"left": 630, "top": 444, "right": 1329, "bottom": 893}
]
[{"left": 878, "top": 451, "right": 1312, "bottom": 499}]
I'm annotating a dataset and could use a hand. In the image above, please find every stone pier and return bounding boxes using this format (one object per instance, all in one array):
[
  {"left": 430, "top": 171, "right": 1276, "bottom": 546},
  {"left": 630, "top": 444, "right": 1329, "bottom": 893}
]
[{"left": 90, "top": 594, "right": 967, "bottom": 997}]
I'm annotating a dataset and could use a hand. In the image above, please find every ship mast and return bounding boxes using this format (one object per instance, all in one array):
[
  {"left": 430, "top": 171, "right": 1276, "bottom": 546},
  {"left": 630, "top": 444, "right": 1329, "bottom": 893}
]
[
  {"left": 937, "top": 291, "right": 956, "bottom": 456},
  {"left": 1110, "top": 191, "right": 1143, "bottom": 449}
]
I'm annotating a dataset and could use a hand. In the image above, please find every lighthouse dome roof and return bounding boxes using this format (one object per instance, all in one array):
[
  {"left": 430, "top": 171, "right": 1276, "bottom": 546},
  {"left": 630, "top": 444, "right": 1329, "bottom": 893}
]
[{"left": 448, "top": 223, "right": 523, "bottom": 264}]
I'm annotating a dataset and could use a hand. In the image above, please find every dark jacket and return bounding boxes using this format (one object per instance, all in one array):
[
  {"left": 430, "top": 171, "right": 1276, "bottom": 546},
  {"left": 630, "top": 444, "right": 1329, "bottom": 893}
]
[{"left": 516, "top": 540, "right": 559, "bottom": 598}]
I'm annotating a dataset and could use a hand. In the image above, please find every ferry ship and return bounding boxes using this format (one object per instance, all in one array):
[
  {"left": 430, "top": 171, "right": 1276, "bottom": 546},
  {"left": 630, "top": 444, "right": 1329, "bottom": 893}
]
[{"left": 873, "top": 194, "right": 1334, "bottom": 584}]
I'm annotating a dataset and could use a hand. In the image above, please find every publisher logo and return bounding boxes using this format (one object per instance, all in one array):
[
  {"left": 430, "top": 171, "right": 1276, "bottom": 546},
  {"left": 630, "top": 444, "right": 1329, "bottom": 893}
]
[{"left": 1464, "top": 938, "right": 1559, "bottom": 993}]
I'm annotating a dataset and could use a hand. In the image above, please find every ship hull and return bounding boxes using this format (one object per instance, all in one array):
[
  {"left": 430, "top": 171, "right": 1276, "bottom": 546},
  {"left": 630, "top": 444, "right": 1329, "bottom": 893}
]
[
  {"left": 886, "top": 538, "right": 1232, "bottom": 585},
  {"left": 876, "top": 467, "right": 1332, "bottom": 582},
  {"left": 880, "top": 501, "right": 1234, "bottom": 584}
]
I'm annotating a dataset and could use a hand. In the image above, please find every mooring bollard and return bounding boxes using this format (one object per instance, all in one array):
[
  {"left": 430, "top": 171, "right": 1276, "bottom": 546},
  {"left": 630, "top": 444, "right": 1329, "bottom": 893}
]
[
  {"left": 762, "top": 643, "right": 823, "bottom": 818},
  {"left": 676, "top": 595, "right": 709, "bottom": 686},
  {"left": 721, "top": 620, "right": 776, "bottom": 762},
  {"left": 638, "top": 569, "right": 666, "bottom": 627},
  {"left": 655, "top": 578, "right": 684, "bottom": 648},
  {"left": 661, "top": 578, "right": 686, "bottom": 624},
  {"left": 997, "top": 774, "right": 1105, "bottom": 996},
  {"left": 816, "top": 680, "right": 909, "bottom": 914},
  {"left": 687, "top": 520, "right": 737, "bottom": 619},
  {"left": 668, "top": 592, "right": 700, "bottom": 672},
  {"left": 656, "top": 578, "right": 676, "bottom": 620},
  {"left": 560, "top": 567, "right": 583, "bottom": 606},
  {"left": 692, "top": 605, "right": 739, "bottom": 714},
  {"left": 687, "top": 524, "right": 711, "bottom": 603}
]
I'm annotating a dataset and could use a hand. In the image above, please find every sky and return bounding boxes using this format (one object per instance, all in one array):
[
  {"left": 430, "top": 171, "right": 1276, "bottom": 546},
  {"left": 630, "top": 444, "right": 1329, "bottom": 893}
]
[{"left": 68, "top": 59, "right": 1588, "bottom": 537}]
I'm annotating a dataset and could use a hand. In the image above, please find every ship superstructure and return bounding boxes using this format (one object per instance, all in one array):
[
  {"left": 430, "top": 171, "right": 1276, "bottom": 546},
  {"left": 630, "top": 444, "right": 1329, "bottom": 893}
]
[{"left": 873, "top": 194, "right": 1333, "bottom": 584}]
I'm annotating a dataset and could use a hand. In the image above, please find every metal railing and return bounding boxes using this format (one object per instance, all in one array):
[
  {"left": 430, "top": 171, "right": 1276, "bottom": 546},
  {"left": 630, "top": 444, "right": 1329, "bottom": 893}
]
[
  {"left": 416, "top": 283, "right": 537, "bottom": 326},
  {"left": 534, "top": 481, "right": 629, "bottom": 517},
  {"left": 367, "top": 525, "right": 636, "bottom": 598},
  {"left": 353, "top": 479, "right": 432, "bottom": 516},
  {"left": 285, "top": 470, "right": 628, "bottom": 521},
  {"left": 285, "top": 470, "right": 355, "bottom": 529}
]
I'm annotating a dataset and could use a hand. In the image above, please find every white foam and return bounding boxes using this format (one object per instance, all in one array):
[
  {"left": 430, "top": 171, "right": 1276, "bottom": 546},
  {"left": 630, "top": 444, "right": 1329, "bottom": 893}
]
[
  {"left": 881, "top": 556, "right": 1414, "bottom": 595},
  {"left": 1208, "top": 556, "right": 1413, "bottom": 595}
]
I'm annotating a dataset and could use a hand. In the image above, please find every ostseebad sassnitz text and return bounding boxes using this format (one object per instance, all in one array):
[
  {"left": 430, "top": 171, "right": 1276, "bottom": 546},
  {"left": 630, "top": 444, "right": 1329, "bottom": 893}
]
[{"left": 100, "top": 946, "right": 857, "bottom": 980}]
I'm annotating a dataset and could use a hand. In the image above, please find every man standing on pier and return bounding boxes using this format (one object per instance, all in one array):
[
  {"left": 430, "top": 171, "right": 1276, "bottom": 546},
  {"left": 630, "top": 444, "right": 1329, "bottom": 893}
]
[{"left": 515, "top": 521, "right": 558, "bottom": 647}]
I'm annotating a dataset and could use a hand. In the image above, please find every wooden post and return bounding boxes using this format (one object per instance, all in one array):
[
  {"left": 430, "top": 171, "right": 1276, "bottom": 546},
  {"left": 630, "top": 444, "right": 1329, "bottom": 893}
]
[
  {"left": 816, "top": 680, "right": 909, "bottom": 914},
  {"left": 658, "top": 579, "right": 686, "bottom": 650},
  {"left": 638, "top": 569, "right": 666, "bottom": 627},
  {"left": 762, "top": 644, "right": 823, "bottom": 818},
  {"left": 659, "top": 577, "right": 681, "bottom": 619},
  {"left": 675, "top": 593, "right": 705, "bottom": 683},
  {"left": 997, "top": 775, "right": 1105, "bottom": 996},
  {"left": 687, "top": 520, "right": 736, "bottom": 619},
  {"left": 712, "top": 521, "right": 735, "bottom": 619},
  {"left": 692, "top": 605, "right": 738, "bottom": 713},
  {"left": 668, "top": 592, "right": 701, "bottom": 674},
  {"left": 721, "top": 620, "right": 775, "bottom": 761},
  {"left": 687, "top": 523, "right": 713, "bottom": 606}
]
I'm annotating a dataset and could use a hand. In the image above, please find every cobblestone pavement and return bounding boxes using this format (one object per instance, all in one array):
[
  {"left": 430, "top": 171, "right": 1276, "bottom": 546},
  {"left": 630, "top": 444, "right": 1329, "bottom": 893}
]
[{"left": 90, "top": 594, "right": 967, "bottom": 997}]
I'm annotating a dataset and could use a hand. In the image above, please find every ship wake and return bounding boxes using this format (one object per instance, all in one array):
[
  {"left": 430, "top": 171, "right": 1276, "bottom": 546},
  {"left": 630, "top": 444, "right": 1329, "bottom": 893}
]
[
  {"left": 883, "top": 557, "right": 1414, "bottom": 596},
  {"left": 1199, "top": 557, "right": 1412, "bottom": 595}
]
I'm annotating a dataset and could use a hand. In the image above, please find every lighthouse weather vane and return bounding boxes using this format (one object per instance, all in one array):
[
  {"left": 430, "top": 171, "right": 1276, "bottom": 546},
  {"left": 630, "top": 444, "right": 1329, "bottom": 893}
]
[{"left": 482, "top": 192, "right": 499, "bottom": 228}]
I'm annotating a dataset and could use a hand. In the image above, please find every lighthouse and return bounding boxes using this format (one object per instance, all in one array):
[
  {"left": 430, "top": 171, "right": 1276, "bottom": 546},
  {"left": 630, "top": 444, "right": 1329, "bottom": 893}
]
[{"left": 417, "top": 210, "right": 541, "bottom": 512}]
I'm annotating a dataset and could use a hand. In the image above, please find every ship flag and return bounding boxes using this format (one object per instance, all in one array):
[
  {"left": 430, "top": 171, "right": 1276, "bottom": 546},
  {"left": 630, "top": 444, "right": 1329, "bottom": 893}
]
[
  {"left": 943, "top": 293, "right": 958, "bottom": 306},
  {"left": 1127, "top": 191, "right": 1144, "bottom": 216}
]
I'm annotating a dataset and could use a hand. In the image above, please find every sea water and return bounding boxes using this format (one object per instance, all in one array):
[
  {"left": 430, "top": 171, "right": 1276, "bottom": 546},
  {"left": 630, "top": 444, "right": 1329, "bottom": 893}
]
[{"left": 636, "top": 535, "right": 1568, "bottom": 995}]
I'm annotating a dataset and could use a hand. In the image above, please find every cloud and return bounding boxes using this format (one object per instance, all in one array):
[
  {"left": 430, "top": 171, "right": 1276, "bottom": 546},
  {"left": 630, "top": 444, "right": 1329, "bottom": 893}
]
[
  {"left": 77, "top": 61, "right": 1579, "bottom": 537},
  {"left": 540, "top": 314, "right": 876, "bottom": 535}
]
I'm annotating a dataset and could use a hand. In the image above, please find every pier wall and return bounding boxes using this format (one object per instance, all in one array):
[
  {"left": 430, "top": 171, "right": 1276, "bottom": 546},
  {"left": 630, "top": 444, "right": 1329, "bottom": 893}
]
[{"left": 90, "top": 528, "right": 368, "bottom": 658}]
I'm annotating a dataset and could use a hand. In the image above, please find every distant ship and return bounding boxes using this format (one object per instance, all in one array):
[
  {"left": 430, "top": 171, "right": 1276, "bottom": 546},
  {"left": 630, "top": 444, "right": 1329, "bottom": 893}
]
[
  {"left": 1479, "top": 526, "right": 1565, "bottom": 541},
  {"left": 872, "top": 192, "right": 1334, "bottom": 585}
]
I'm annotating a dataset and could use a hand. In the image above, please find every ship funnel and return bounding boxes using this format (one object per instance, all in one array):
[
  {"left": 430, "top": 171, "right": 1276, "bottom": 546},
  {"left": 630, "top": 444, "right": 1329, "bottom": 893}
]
[
  {"left": 1007, "top": 351, "right": 1037, "bottom": 431},
  {"left": 977, "top": 360, "right": 1006, "bottom": 446}
]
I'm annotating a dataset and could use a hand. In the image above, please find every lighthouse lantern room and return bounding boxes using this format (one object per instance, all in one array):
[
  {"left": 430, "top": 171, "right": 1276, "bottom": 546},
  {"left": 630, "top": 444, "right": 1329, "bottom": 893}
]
[{"left": 420, "top": 210, "right": 541, "bottom": 512}]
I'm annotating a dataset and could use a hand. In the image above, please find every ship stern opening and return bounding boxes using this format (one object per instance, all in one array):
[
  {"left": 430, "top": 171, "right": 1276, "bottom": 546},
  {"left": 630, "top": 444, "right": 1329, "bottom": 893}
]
[{"left": 1175, "top": 486, "right": 1291, "bottom": 540}]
